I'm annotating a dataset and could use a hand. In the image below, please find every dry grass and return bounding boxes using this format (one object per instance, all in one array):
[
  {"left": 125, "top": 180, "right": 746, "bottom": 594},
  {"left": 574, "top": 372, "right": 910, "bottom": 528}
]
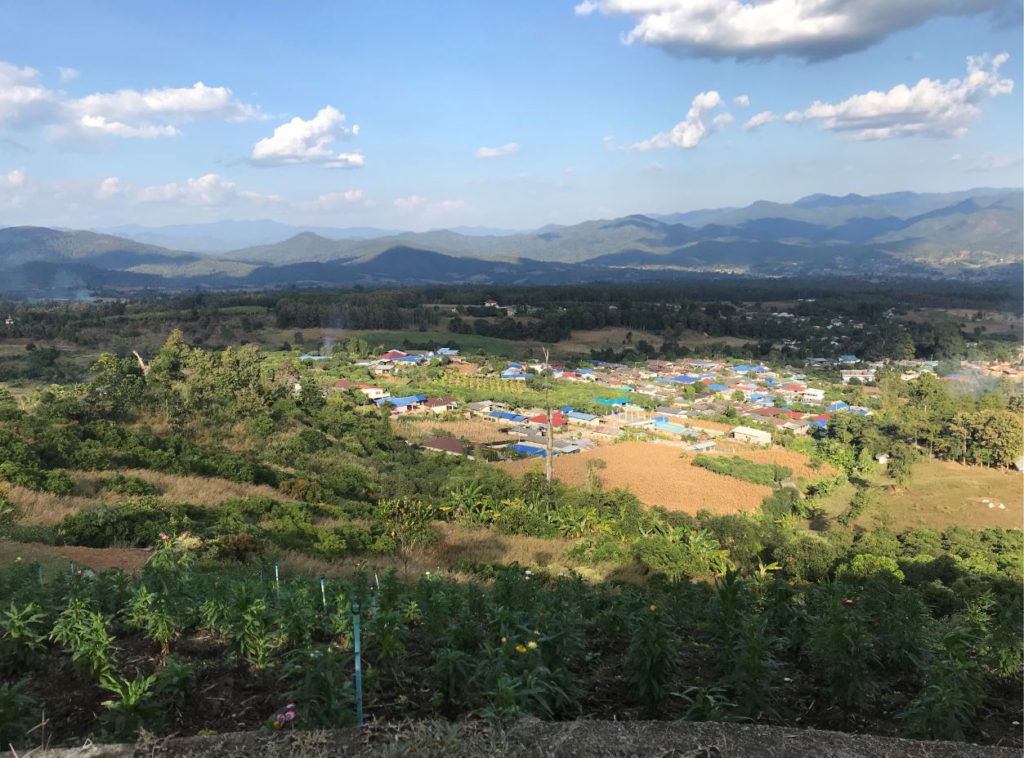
[
  {"left": 276, "top": 522, "right": 640, "bottom": 584},
  {"left": 866, "top": 459, "right": 1023, "bottom": 531},
  {"left": 394, "top": 416, "right": 508, "bottom": 444},
  {"left": 500, "top": 441, "right": 772, "bottom": 514},
  {"left": 6, "top": 486, "right": 99, "bottom": 526},
  {"left": 76, "top": 469, "right": 287, "bottom": 506}
]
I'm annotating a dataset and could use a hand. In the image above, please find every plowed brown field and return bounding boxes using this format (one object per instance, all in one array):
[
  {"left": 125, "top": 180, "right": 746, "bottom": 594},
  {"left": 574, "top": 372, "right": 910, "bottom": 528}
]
[{"left": 501, "top": 441, "right": 772, "bottom": 514}]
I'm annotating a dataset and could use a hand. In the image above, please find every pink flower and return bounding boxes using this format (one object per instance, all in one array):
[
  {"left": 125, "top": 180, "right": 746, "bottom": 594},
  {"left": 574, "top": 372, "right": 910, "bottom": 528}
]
[
  {"left": 842, "top": 599, "right": 855, "bottom": 607},
  {"left": 159, "top": 533, "right": 171, "bottom": 542}
]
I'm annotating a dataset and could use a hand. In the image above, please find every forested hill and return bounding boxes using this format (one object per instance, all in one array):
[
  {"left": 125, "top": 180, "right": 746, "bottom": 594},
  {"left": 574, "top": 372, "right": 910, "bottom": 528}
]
[{"left": 0, "top": 188, "right": 1021, "bottom": 297}]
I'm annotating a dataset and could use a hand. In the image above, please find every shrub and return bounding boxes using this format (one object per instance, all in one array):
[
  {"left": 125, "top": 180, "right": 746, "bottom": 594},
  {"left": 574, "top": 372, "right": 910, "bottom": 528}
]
[
  {"left": 100, "top": 474, "right": 160, "bottom": 497},
  {"left": 624, "top": 603, "right": 678, "bottom": 712},
  {"left": 692, "top": 455, "right": 791, "bottom": 487}
]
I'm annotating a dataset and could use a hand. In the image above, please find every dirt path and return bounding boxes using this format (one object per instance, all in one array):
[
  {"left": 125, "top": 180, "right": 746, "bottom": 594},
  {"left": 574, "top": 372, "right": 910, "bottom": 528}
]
[{"left": 2, "top": 541, "right": 150, "bottom": 572}]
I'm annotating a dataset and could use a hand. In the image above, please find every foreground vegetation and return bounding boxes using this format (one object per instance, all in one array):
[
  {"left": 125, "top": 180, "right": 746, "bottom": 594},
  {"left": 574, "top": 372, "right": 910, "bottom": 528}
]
[
  {"left": 0, "top": 298, "right": 1020, "bottom": 749},
  {"left": 0, "top": 530, "right": 1020, "bottom": 749}
]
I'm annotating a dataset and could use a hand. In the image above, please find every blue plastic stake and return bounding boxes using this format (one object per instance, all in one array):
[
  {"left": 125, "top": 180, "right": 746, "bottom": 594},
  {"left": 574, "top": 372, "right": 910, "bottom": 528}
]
[
  {"left": 319, "top": 578, "right": 327, "bottom": 611},
  {"left": 352, "top": 600, "right": 364, "bottom": 726},
  {"left": 274, "top": 564, "right": 280, "bottom": 598},
  {"left": 69, "top": 561, "right": 75, "bottom": 576},
  {"left": 37, "top": 565, "right": 43, "bottom": 583}
]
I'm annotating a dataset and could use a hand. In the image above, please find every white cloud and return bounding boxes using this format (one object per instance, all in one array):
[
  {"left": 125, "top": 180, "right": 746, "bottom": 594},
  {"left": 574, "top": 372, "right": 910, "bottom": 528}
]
[
  {"left": 965, "top": 152, "right": 1023, "bottom": 172},
  {"left": 394, "top": 195, "right": 427, "bottom": 210},
  {"left": 744, "top": 110, "right": 776, "bottom": 131},
  {"left": 251, "top": 106, "right": 363, "bottom": 168},
  {"left": 0, "top": 62, "right": 56, "bottom": 127},
  {"left": 712, "top": 112, "right": 734, "bottom": 128},
  {"left": 96, "top": 176, "right": 123, "bottom": 200},
  {"left": 138, "top": 173, "right": 241, "bottom": 206},
  {"left": 315, "top": 189, "right": 366, "bottom": 208},
  {"left": 0, "top": 62, "right": 261, "bottom": 141},
  {"left": 393, "top": 195, "right": 465, "bottom": 217},
  {"left": 58, "top": 67, "right": 79, "bottom": 83},
  {"left": 793, "top": 53, "right": 1014, "bottom": 139},
  {"left": 733, "top": 95, "right": 750, "bottom": 107},
  {"left": 575, "top": 0, "right": 1010, "bottom": 61},
  {"left": 475, "top": 142, "right": 520, "bottom": 159},
  {"left": 0, "top": 168, "right": 29, "bottom": 209},
  {"left": 632, "top": 91, "right": 728, "bottom": 150},
  {"left": 4, "top": 168, "right": 26, "bottom": 188}
]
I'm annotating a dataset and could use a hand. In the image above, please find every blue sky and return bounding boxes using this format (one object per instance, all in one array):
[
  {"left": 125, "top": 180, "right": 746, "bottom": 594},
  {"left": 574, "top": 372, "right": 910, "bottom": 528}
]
[{"left": 1, "top": 0, "right": 1021, "bottom": 230}]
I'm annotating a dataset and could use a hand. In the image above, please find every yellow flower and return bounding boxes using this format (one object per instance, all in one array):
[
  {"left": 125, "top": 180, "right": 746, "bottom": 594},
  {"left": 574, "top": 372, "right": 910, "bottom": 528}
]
[
  {"left": 515, "top": 644, "right": 527, "bottom": 654},
  {"left": 649, "top": 603, "right": 657, "bottom": 612},
  {"left": 14, "top": 556, "right": 21, "bottom": 563},
  {"left": 272, "top": 720, "right": 282, "bottom": 730},
  {"left": 527, "top": 640, "right": 538, "bottom": 650}
]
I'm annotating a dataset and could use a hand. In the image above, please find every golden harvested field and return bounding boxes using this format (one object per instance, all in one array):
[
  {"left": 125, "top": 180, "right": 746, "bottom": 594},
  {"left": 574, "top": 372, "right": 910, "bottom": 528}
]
[
  {"left": 393, "top": 417, "right": 509, "bottom": 444},
  {"left": 501, "top": 441, "right": 772, "bottom": 514}
]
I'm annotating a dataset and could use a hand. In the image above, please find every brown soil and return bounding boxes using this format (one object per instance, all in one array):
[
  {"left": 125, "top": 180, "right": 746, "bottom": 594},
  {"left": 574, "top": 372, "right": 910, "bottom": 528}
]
[
  {"left": 500, "top": 441, "right": 772, "bottom": 514},
  {"left": 15, "top": 542, "right": 150, "bottom": 572}
]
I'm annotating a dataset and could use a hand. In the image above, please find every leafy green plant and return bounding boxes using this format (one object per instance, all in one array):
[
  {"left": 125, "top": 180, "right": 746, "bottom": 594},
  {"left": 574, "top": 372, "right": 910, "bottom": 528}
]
[
  {"left": 0, "top": 601, "right": 48, "bottom": 670},
  {"left": 99, "top": 672, "right": 161, "bottom": 740},
  {"left": 677, "top": 686, "right": 741, "bottom": 722},
  {"left": 284, "top": 647, "right": 356, "bottom": 728},
  {"left": 0, "top": 680, "right": 37, "bottom": 750},
  {"left": 49, "top": 598, "right": 115, "bottom": 678},
  {"left": 624, "top": 603, "right": 678, "bottom": 712},
  {"left": 154, "top": 656, "right": 194, "bottom": 710},
  {"left": 807, "top": 590, "right": 876, "bottom": 707}
]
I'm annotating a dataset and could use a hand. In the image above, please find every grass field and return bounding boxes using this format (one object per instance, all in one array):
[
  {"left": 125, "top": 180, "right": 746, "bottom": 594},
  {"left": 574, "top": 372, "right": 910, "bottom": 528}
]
[
  {"left": 500, "top": 441, "right": 773, "bottom": 514},
  {"left": 393, "top": 416, "right": 510, "bottom": 444},
  {"left": 820, "top": 459, "right": 1023, "bottom": 531},
  {"left": 0, "top": 539, "right": 149, "bottom": 573}
]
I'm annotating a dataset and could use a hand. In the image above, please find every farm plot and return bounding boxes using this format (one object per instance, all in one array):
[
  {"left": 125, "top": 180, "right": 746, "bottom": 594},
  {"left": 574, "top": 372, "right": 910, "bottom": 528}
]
[
  {"left": 501, "top": 441, "right": 771, "bottom": 514},
  {"left": 393, "top": 416, "right": 508, "bottom": 444}
]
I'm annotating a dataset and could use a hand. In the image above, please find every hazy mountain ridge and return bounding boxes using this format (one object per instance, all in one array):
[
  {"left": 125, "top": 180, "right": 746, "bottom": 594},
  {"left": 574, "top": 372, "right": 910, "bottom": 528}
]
[{"left": 2, "top": 188, "right": 1020, "bottom": 297}]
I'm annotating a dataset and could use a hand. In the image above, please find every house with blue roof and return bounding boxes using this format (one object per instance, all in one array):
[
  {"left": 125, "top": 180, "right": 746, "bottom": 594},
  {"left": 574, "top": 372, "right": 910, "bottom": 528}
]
[
  {"left": 708, "top": 383, "right": 729, "bottom": 392},
  {"left": 838, "top": 355, "right": 859, "bottom": 363},
  {"left": 826, "top": 401, "right": 849, "bottom": 412},
  {"left": 375, "top": 394, "right": 426, "bottom": 415},
  {"left": 299, "top": 354, "right": 329, "bottom": 361},
  {"left": 489, "top": 410, "right": 529, "bottom": 423}
]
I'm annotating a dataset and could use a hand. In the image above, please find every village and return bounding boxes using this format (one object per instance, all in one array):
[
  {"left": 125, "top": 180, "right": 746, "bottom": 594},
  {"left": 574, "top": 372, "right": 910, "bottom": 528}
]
[{"left": 299, "top": 340, "right": 1021, "bottom": 469}]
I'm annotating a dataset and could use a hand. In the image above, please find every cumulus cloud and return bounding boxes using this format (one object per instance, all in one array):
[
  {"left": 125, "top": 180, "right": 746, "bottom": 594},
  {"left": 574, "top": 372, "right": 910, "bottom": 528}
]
[
  {"left": 632, "top": 91, "right": 729, "bottom": 150},
  {"left": 58, "top": 67, "right": 79, "bottom": 83},
  {"left": 0, "top": 61, "right": 261, "bottom": 141},
  {"left": 475, "top": 142, "right": 520, "bottom": 159},
  {"left": 251, "top": 106, "right": 363, "bottom": 168},
  {"left": 733, "top": 95, "right": 750, "bottom": 106},
  {"left": 4, "top": 168, "right": 26, "bottom": 188},
  {"left": 744, "top": 110, "right": 776, "bottom": 130},
  {"left": 575, "top": 0, "right": 1011, "bottom": 61},
  {"left": 96, "top": 176, "right": 123, "bottom": 200},
  {"left": 792, "top": 53, "right": 1014, "bottom": 139}
]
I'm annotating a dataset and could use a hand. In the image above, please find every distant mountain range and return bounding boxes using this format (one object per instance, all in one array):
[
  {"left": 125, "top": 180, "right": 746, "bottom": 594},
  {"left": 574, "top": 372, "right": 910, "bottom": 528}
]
[{"left": 4, "top": 188, "right": 1020, "bottom": 298}]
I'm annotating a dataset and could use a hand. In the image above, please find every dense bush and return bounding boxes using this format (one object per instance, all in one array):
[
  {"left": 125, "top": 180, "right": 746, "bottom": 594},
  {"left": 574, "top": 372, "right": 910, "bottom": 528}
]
[{"left": 692, "top": 455, "right": 791, "bottom": 486}]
